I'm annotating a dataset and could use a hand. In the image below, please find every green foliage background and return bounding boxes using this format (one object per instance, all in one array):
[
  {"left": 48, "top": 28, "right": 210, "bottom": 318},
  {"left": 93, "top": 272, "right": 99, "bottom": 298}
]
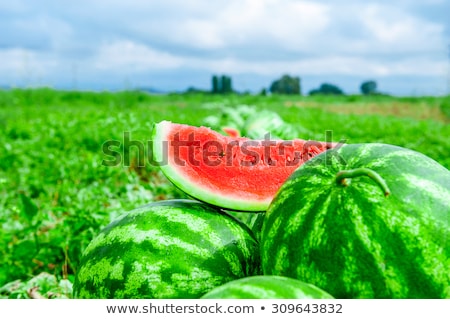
[{"left": 0, "top": 88, "right": 449, "bottom": 298}]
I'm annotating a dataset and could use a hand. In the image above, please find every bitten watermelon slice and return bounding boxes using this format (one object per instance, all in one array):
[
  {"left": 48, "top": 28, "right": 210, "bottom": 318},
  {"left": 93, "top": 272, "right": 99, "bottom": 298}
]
[{"left": 152, "top": 121, "right": 336, "bottom": 211}]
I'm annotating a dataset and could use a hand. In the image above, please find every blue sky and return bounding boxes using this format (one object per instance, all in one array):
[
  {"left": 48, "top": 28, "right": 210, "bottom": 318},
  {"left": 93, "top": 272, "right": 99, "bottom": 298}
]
[{"left": 1, "top": 0, "right": 449, "bottom": 95}]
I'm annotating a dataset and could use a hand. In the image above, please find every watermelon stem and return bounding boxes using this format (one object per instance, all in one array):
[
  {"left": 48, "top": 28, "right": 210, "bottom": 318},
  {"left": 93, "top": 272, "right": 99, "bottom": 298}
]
[{"left": 336, "top": 168, "right": 390, "bottom": 196}]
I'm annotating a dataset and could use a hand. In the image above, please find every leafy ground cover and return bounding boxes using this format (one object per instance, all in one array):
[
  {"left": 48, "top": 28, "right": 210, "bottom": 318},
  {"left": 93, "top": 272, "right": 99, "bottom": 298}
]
[{"left": 0, "top": 88, "right": 448, "bottom": 298}]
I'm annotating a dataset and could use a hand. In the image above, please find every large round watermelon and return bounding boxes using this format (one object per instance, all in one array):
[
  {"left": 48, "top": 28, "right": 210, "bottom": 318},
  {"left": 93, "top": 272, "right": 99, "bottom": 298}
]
[
  {"left": 261, "top": 143, "right": 450, "bottom": 299},
  {"left": 73, "top": 199, "right": 261, "bottom": 298},
  {"left": 152, "top": 121, "right": 335, "bottom": 211},
  {"left": 201, "top": 275, "right": 334, "bottom": 299}
]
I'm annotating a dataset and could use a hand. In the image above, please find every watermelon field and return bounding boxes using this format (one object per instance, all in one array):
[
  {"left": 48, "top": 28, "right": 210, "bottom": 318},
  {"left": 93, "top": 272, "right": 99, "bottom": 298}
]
[{"left": 0, "top": 88, "right": 449, "bottom": 298}]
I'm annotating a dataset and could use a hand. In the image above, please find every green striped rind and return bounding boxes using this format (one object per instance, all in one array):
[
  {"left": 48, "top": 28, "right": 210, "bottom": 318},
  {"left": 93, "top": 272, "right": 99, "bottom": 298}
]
[
  {"left": 74, "top": 199, "right": 261, "bottom": 299},
  {"left": 244, "top": 212, "right": 266, "bottom": 242},
  {"left": 201, "top": 275, "right": 334, "bottom": 299},
  {"left": 262, "top": 143, "right": 450, "bottom": 298}
]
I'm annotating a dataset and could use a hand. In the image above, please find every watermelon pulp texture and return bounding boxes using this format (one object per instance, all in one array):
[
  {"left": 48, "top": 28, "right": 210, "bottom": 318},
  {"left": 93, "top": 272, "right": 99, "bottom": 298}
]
[
  {"left": 201, "top": 275, "right": 334, "bottom": 299},
  {"left": 222, "top": 127, "right": 241, "bottom": 138},
  {"left": 152, "top": 121, "right": 335, "bottom": 211},
  {"left": 73, "top": 199, "right": 260, "bottom": 299},
  {"left": 262, "top": 143, "right": 450, "bottom": 299}
]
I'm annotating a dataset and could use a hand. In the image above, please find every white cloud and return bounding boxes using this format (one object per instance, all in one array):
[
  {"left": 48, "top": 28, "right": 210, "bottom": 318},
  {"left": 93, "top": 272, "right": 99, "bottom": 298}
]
[
  {"left": 0, "top": 48, "right": 52, "bottom": 75},
  {"left": 93, "top": 40, "right": 184, "bottom": 71},
  {"left": 361, "top": 4, "right": 445, "bottom": 53},
  {"left": 0, "top": 0, "right": 28, "bottom": 12},
  {"left": 176, "top": 19, "right": 226, "bottom": 49},
  {"left": 0, "top": 48, "right": 60, "bottom": 86},
  {"left": 0, "top": 0, "right": 448, "bottom": 94},
  {"left": 135, "top": 0, "right": 330, "bottom": 52},
  {"left": 181, "top": 54, "right": 446, "bottom": 79}
]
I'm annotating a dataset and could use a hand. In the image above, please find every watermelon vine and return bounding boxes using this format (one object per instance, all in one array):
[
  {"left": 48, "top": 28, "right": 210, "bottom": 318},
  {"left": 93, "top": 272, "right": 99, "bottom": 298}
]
[{"left": 336, "top": 168, "right": 391, "bottom": 196}]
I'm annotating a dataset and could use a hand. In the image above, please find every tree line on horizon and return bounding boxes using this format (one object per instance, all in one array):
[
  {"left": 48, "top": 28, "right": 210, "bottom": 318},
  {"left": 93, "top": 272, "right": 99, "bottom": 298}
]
[{"left": 193, "top": 74, "right": 383, "bottom": 96}]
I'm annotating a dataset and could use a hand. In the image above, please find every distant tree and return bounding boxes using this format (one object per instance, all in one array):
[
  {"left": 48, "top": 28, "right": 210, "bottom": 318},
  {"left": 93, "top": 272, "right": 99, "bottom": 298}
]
[
  {"left": 309, "top": 83, "right": 344, "bottom": 95},
  {"left": 185, "top": 87, "right": 208, "bottom": 94},
  {"left": 360, "top": 80, "right": 377, "bottom": 95},
  {"left": 269, "top": 75, "right": 301, "bottom": 95},
  {"left": 211, "top": 74, "right": 233, "bottom": 94},
  {"left": 221, "top": 75, "right": 233, "bottom": 94},
  {"left": 212, "top": 75, "right": 220, "bottom": 94}
]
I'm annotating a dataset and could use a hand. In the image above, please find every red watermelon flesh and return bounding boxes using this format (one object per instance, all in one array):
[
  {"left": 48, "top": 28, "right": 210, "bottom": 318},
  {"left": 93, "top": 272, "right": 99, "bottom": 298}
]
[
  {"left": 152, "top": 121, "right": 336, "bottom": 211},
  {"left": 222, "top": 126, "right": 241, "bottom": 138}
]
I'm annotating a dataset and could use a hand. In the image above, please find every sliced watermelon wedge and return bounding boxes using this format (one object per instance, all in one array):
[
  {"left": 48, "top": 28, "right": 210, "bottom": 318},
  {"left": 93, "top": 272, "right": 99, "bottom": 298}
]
[{"left": 152, "top": 121, "right": 336, "bottom": 211}]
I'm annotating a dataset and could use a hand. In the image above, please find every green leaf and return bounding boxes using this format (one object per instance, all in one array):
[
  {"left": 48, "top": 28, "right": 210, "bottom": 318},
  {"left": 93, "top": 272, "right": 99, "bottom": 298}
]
[
  {"left": 19, "top": 193, "right": 38, "bottom": 224},
  {"left": 12, "top": 239, "right": 37, "bottom": 260}
]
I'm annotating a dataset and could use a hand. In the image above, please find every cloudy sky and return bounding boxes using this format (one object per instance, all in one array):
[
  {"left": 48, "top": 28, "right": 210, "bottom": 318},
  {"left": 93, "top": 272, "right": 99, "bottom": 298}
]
[{"left": 1, "top": 0, "right": 449, "bottom": 95}]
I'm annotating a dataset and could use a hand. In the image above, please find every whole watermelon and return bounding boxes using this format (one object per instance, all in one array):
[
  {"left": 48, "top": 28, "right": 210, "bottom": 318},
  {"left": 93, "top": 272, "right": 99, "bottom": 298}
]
[
  {"left": 261, "top": 143, "right": 450, "bottom": 299},
  {"left": 201, "top": 275, "right": 334, "bottom": 299},
  {"left": 74, "top": 199, "right": 261, "bottom": 298}
]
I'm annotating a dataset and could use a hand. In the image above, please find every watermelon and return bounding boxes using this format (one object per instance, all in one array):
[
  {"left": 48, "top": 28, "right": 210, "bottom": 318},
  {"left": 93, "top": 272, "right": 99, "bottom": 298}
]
[
  {"left": 73, "top": 199, "right": 260, "bottom": 299},
  {"left": 244, "top": 212, "right": 266, "bottom": 242},
  {"left": 203, "top": 104, "right": 257, "bottom": 136},
  {"left": 261, "top": 143, "right": 450, "bottom": 299},
  {"left": 152, "top": 121, "right": 335, "bottom": 211},
  {"left": 203, "top": 104, "right": 309, "bottom": 140},
  {"left": 201, "top": 275, "right": 334, "bottom": 299},
  {"left": 243, "top": 110, "right": 310, "bottom": 140}
]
